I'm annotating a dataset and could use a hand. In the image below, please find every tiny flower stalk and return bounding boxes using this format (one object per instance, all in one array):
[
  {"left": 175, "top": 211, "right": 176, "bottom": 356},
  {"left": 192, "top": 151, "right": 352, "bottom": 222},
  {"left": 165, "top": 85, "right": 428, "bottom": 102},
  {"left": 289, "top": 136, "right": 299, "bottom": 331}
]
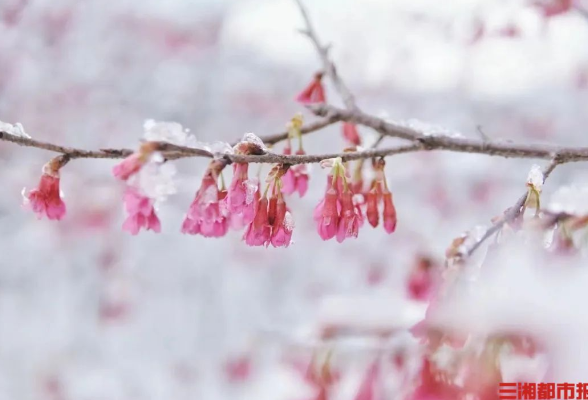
[
  {"left": 295, "top": 71, "right": 326, "bottom": 104},
  {"left": 112, "top": 141, "right": 159, "bottom": 181},
  {"left": 23, "top": 155, "right": 69, "bottom": 220},
  {"left": 282, "top": 114, "right": 310, "bottom": 197}
]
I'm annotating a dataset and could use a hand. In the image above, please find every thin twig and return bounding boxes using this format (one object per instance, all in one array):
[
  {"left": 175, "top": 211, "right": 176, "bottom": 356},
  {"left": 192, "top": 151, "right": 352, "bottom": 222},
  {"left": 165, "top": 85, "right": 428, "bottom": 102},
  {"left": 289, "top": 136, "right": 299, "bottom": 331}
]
[
  {"left": 293, "top": 0, "right": 358, "bottom": 111},
  {"left": 463, "top": 158, "right": 560, "bottom": 257}
]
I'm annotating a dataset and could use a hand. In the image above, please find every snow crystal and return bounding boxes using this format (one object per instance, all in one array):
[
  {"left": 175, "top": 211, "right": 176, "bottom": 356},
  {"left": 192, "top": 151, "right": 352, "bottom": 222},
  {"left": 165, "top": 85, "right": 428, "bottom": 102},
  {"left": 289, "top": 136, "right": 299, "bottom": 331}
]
[
  {"left": 548, "top": 186, "right": 588, "bottom": 215},
  {"left": 0, "top": 120, "right": 30, "bottom": 138},
  {"left": 207, "top": 141, "right": 233, "bottom": 155},
  {"left": 284, "top": 211, "right": 295, "bottom": 232},
  {"left": 143, "top": 119, "right": 232, "bottom": 156},
  {"left": 244, "top": 178, "right": 259, "bottom": 204},
  {"left": 526, "top": 164, "right": 543, "bottom": 191},
  {"left": 143, "top": 119, "right": 197, "bottom": 147},
  {"left": 241, "top": 132, "right": 267, "bottom": 151},
  {"left": 128, "top": 155, "right": 177, "bottom": 203},
  {"left": 320, "top": 158, "right": 339, "bottom": 169}
]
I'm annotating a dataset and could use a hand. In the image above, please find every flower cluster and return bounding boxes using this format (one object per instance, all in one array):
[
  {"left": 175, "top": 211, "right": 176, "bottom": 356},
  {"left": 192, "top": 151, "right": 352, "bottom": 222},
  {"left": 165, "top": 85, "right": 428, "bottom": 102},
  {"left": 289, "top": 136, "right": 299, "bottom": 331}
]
[
  {"left": 314, "top": 157, "right": 396, "bottom": 242},
  {"left": 21, "top": 115, "right": 397, "bottom": 245}
]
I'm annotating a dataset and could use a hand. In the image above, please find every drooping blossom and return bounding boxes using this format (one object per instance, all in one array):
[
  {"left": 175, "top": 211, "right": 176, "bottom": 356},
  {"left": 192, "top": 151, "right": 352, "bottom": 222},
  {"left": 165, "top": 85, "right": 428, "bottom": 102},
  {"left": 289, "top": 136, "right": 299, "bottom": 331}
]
[
  {"left": 228, "top": 163, "right": 249, "bottom": 213},
  {"left": 270, "top": 196, "right": 294, "bottom": 247},
  {"left": 282, "top": 148, "right": 310, "bottom": 197},
  {"left": 314, "top": 185, "right": 339, "bottom": 240},
  {"left": 342, "top": 122, "right": 362, "bottom": 146},
  {"left": 382, "top": 190, "right": 397, "bottom": 233},
  {"left": 296, "top": 72, "right": 326, "bottom": 104},
  {"left": 112, "top": 142, "right": 158, "bottom": 181},
  {"left": 315, "top": 158, "right": 363, "bottom": 242},
  {"left": 244, "top": 166, "right": 294, "bottom": 247},
  {"left": 182, "top": 160, "right": 229, "bottom": 238},
  {"left": 337, "top": 189, "right": 360, "bottom": 242},
  {"left": 364, "top": 159, "right": 397, "bottom": 233},
  {"left": 122, "top": 187, "right": 161, "bottom": 235},
  {"left": 243, "top": 197, "right": 271, "bottom": 246},
  {"left": 23, "top": 156, "right": 68, "bottom": 220}
]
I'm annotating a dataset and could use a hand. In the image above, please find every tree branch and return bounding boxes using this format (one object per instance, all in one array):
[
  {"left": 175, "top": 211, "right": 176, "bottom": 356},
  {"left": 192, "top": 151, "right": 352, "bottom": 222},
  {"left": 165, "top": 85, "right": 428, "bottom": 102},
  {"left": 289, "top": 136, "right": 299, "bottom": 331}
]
[
  {"left": 308, "top": 104, "right": 588, "bottom": 162},
  {"left": 461, "top": 159, "right": 560, "bottom": 258}
]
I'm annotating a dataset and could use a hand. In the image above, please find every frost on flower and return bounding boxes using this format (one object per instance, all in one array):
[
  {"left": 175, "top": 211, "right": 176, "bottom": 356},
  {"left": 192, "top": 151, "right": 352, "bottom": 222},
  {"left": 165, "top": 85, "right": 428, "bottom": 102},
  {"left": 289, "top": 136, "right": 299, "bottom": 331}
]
[
  {"left": 526, "top": 164, "right": 544, "bottom": 192},
  {"left": 143, "top": 119, "right": 197, "bottom": 147},
  {"left": 0, "top": 120, "right": 30, "bottom": 138},
  {"left": 127, "top": 155, "right": 177, "bottom": 204},
  {"left": 241, "top": 132, "right": 267, "bottom": 152},
  {"left": 547, "top": 186, "right": 588, "bottom": 215}
]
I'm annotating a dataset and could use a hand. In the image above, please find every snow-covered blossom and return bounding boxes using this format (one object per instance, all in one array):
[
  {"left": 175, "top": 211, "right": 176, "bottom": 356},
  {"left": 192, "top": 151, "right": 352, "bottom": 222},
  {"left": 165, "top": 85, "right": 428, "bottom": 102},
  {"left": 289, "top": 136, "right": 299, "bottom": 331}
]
[
  {"left": 525, "top": 164, "right": 544, "bottom": 211},
  {"left": 23, "top": 158, "right": 66, "bottom": 220},
  {"left": 128, "top": 159, "right": 177, "bottom": 203},
  {"left": 0, "top": 120, "right": 30, "bottom": 138},
  {"left": 526, "top": 164, "right": 544, "bottom": 192},
  {"left": 182, "top": 161, "right": 228, "bottom": 238},
  {"left": 112, "top": 142, "right": 159, "bottom": 181},
  {"left": 295, "top": 72, "right": 326, "bottom": 104}
]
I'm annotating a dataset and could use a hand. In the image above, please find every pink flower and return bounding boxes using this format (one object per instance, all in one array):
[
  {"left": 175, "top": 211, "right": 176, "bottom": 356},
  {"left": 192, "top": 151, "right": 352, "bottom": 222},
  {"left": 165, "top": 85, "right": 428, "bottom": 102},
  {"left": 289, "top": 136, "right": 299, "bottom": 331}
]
[
  {"left": 342, "top": 122, "right": 362, "bottom": 146},
  {"left": 407, "top": 256, "right": 438, "bottom": 302},
  {"left": 112, "top": 153, "right": 144, "bottom": 181},
  {"left": 314, "top": 188, "right": 339, "bottom": 240},
  {"left": 282, "top": 150, "right": 310, "bottom": 197},
  {"left": 244, "top": 197, "right": 271, "bottom": 246},
  {"left": 270, "top": 197, "right": 294, "bottom": 247},
  {"left": 112, "top": 143, "right": 157, "bottom": 181},
  {"left": 122, "top": 187, "right": 161, "bottom": 235},
  {"left": 534, "top": 0, "right": 572, "bottom": 17},
  {"left": 353, "top": 362, "right": 379, "bottom": 400},
  {"left": 365, "top": 192, "right": 379, "bottom": 228},
  {"left": 182, "top": 172, "right": 228, "bottom": 238},
  {"left": 336, "top": 190, "right": 360, "bottom": 243},
  {"left": 24, "top": 172, "right": 66, "bottom": 220},
  {"left": 382, "top": 191, "right": 397, "bottom": 233},
  {"left": 296, "top": 72, "right": 326, "bottom": 104},
  {"left": 228, "top": 163, "right": 249, "bottom": 213}
]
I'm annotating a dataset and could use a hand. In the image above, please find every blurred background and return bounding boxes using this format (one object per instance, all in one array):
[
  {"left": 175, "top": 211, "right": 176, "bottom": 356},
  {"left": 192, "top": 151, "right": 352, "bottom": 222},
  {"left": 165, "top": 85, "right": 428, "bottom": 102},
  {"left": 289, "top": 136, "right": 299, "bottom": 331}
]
[{"left": 1, "top": 0, "right": 588, "bottom": 398}]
